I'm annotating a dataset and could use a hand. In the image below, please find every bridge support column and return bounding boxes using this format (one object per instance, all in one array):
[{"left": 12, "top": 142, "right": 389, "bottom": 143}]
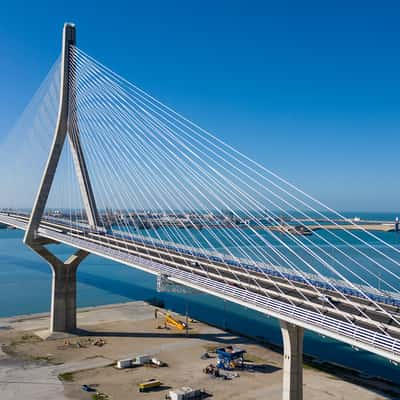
[
  {"left": 280, "top": 321, "right": 304, "bottom": 400},
  {"left": 30, "top": 245, "right": 89, "bottom": 333}
]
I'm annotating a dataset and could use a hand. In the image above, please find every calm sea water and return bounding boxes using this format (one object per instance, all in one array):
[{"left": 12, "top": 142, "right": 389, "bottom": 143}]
[{"left": 0, "top": 211, "right": 399, "bottom": 381}]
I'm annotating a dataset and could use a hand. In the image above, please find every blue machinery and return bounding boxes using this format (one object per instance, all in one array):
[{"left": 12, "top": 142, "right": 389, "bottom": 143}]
[{"left": 216, "top": 347, "right": 246, "bottom": 370}]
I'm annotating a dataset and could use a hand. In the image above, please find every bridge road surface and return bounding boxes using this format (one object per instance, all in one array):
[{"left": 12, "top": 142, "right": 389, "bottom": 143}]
[{"left": 1, "top": 212, "right": 400, "bottom": 361}]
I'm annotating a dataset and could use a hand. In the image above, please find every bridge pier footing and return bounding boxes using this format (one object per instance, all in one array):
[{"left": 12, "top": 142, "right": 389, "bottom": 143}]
[
  {"left": 280, "top": 320, "right": 304, "bottom": 400},
  {"left": 29, "top": 245, "right": 89, "bottom": 333}
]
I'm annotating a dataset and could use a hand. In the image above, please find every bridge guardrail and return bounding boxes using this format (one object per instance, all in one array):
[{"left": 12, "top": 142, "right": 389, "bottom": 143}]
[{"left": 38, "top": 226, "right": 400, "bottom": 361}]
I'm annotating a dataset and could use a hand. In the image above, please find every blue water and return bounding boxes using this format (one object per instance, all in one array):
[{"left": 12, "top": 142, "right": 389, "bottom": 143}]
[{"left": 0, "top": 213, "right": 400, "bottom": 382}]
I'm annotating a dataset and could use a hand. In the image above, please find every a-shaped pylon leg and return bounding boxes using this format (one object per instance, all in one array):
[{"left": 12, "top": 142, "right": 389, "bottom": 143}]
[
  {"left": 31, "top": 245, "right": 89, "bottom": 333},
  {"left": 280, "top": 320, "right": 304, "bottom": 400}
]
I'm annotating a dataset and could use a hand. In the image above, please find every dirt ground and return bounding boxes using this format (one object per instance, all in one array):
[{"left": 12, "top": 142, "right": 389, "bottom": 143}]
[{"left": 0, "top": 301, "right": 396, "bottom": 400}]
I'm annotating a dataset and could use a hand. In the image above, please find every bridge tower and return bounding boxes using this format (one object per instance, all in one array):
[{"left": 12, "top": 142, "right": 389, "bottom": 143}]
[{"left": 23, "top": 23, "right": 99, "bottom": 334}]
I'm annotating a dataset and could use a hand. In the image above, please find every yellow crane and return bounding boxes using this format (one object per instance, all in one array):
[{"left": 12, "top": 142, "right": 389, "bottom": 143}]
[{"left": 155, "top": 309, "right": 187, "bottom": 331}]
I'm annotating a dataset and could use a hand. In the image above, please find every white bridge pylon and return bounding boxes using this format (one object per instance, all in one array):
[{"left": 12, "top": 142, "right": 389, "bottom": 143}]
[
  {"left": 1, "top": 22, "right": 400, "bottom": 400},
  {"left": 23, "top": 23, "right": 100, "bottom": 333},
  {"left": 25, "top": 23, "right": 99, "bottom": 246}
]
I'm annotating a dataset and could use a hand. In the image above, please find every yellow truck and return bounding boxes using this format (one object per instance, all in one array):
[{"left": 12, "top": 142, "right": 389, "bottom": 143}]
[{"left": 138, "top": 379, "right": 162, "bottom": 392}]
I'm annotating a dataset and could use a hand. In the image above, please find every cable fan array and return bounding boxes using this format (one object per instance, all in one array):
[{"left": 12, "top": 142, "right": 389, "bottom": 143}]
[
  {"left": 1, "top": 45, "right": 400, "bottom": 345},
  {"left": 66, "top": 46, "right": 400, "bottom": 331},
  {"left": 0, "top": 58, "right": 61, "bottom": 210}
]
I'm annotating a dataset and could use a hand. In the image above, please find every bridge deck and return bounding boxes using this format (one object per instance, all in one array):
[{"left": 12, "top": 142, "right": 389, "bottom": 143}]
[{"left": 1, "top": 212, "right": 400, "bottom": 362}]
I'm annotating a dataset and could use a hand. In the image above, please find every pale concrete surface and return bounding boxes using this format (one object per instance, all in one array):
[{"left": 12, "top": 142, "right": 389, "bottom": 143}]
[
  {"left": 0, "top": 301, "right": 154, "bottom": 332},
  {"left": 0, "top": 359, "right": 66, "bottom": 400},
  {"left": 0, "top": 354, "right": 114, "bottom": 399}
]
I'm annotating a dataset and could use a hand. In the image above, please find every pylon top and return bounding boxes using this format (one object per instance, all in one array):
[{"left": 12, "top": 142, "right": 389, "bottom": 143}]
[{"left": 63, "top": 23, "right": 76, "bottom": 46}]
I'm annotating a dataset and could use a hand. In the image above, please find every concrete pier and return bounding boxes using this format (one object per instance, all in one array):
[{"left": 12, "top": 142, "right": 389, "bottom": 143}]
[
  {"left": 280, "top": 321, "right": 304, "bottom": 400},
  {"left": 31, "top": 245, "right": 89, "bottom": 333}
]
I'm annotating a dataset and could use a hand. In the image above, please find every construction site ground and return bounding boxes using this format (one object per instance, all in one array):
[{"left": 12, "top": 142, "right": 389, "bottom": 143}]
[{"left": 0, "top": 301, "right": 396, "bottom": 400}]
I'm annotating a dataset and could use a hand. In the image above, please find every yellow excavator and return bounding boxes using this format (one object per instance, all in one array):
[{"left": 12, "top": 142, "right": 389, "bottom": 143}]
[{"left": 154, "top": 309, "right": 187, "bottom": 331}]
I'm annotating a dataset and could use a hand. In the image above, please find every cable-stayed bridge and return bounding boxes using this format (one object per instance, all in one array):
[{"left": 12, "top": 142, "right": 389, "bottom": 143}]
[{"left": 1, "top": 24, "right": 400, "bottom": 400}]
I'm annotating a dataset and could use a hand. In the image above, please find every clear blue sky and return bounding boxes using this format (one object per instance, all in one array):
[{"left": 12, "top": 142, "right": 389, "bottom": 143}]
[{"left": 1, "top": 0, "right": 400, "bottom": 211}]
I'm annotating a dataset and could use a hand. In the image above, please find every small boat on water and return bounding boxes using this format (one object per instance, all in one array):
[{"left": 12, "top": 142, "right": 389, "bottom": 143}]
[{"left": 288, "top": 225, "right": 313, "bottom": 236}]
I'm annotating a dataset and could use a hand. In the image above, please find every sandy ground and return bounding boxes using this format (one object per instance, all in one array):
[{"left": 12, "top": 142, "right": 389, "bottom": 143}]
[{"left": 0, "top": 301, "right": 396, "bottom": 400}]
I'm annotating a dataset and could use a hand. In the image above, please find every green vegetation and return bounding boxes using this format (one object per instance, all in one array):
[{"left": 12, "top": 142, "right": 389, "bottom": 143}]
[
  {"left": 92, "top": 392, "right": 109, "bottom": 400},
  {"left": 20, "top": 334, "right": 41, "bottom": 342},
  {"left": 303, "top": 363, "right": 317, "bottom": 370},
  {"left": 58, "top": 372, "right": 74, "bottom": 382},
  {"left": 31, "top": 355, "right": 53, "bottom": 362},
  {"left": 2, "top": 333, "right": 43, "bottom": 357},
  {"left": 2, "top": 334, "right": 55, "bottom": 364}
]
